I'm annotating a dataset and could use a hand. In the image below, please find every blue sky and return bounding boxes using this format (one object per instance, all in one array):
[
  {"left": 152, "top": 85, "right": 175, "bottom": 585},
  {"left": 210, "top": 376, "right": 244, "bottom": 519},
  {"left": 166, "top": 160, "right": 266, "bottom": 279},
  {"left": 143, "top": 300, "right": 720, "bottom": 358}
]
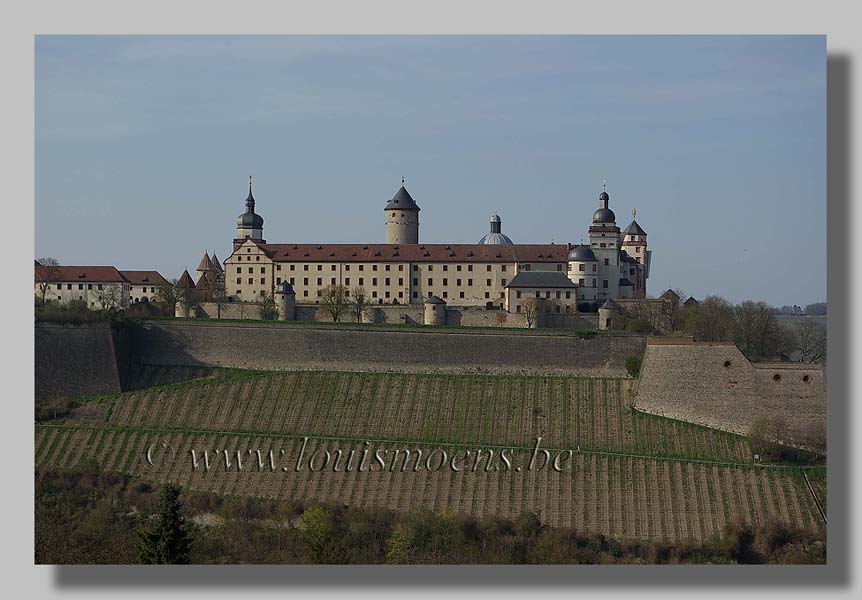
[{"left": 35, "top": 35, "right": 825, "bottom": 306}]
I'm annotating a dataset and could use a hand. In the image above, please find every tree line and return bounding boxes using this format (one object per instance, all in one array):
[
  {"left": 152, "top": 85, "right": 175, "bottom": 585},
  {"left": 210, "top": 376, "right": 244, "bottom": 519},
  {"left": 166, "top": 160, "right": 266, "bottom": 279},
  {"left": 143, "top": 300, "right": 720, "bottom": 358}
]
[{"left": 35, "top": 464, "right": 825, "bottom": 565}]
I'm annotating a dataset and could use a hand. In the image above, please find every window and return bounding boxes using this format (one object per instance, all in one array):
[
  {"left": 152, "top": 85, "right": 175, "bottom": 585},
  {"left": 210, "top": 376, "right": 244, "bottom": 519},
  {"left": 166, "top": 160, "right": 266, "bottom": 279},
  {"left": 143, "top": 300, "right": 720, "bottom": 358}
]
[
  {"left": 557, "top": 264, "right": 563, "bottom": 271},
  {"left": 290, "top": 278, "right": 295, "bottom": 285},
  {"left": 359, "top": 278, "right": 364, "bottom": 286},
  {"left": 535, "top": 291, "right": 540, "bottom": 298},
  {"left": 486, "top": 279, "right": 491, "bottom": 286},
  {"left": 501, "top": 279, "right": 506, "bottom": 286},
  {"left": 413, "top": 265, "right": 419, "bottom": 271},
  {"left": 317, "top": 278, "right": 322, "bottom": 286},
  {"left": 318, "top": 265, "right": 323, "bottom": 271},
  {"left": 579, "top": 278, "right": 585, "bottom": 286},
  {"left": 413, "top": 278, "right": 418, "bottom": 286},
  {"left": 459, "top": 291, "right": 465, "bottom": 298},
  {"left": 237, "top": 267, "right": 241, "bottom": 273},
  {"left": 604, "top": 258, "right": 609, "bottom": 266},
  {"left": 398, "top": 278, "right": 403, "bottom": 286},
  {"left": 442, "top": 265, "right": 448, "bottom": 272},
  {"left": 523, "top": 264, "right": 531, "bottom": 271},
  {"left": 545, "top": 291, "right": 550, "bottom": 299},
  {"left": 385, "top": 265, "right": 391, "bottom": 271},
  {"left": 373, "top": 291, "right": 378, "bottom": 298},
  {"left": 603, "top": 280, "right": 608, "bottom": 288},
  {"left": 501, "top": 265, "right": 507, "bottom": 272},
  {"left": 468, "top": 265, "right": 473, "bottom": 272},
  {"left": 373, "top": 265, "right": 378, "bottom": 271},
  {"left": 385, "top": 278, "right": 391, "bottom": 286},
  {"left": 486, "top": 265, "right": 491, "bottom": 272},
  {"left": 566, "top": 291, "right": 571, "bottom": 299},
  {"left": 413, "top": 291, "right": 418, "bottom": 298},
  {"left": 345, "top": 277, "right": 350, "bottom": 285},
  {"left": 330, "top": 278, "right": 336, "bottom": 285},
  {"left": 247, "top": 267, "right": 253, "bottom": 273},
  {"left": 98, "top": 284, "right": 103, "bottom": 290},
  {"left": 428, "top": 278, "right": 433, "bottom": 286},
  {"left": 256, "top": 256, "right": 260, "bottom": 261},
  {"left": 236, "top": 278, "right": 241, "bottom": 284},
  {"left": 290, "top": 265, "right": 295, "bottom": 271},
  {"left": 516, "top": 305, "right": 521, "bottom": 313},
  {"left": 359, "top": 265, "right": 364, "bottom": 271},
  {"left": 345, "top": 265, "right": 350, "bottom": 271},
  {"left": 304, "top": 290, "right": 308, "bottom": 297},
  {"left": 468, "top": 279, "right": 473, "bottom": 286},
  {"left": 66, "top": 284, "right": 72, "bottom": 290},
  {"left": 304, "top": 265, "right": 309, "bottom": 271},
  {"left": 260, "top": 267, "right": 265, "bottom": 273},
  {"left": 485, "top": 292, "right": 490, "bottom": 298},
  {"left": 303, "top": 277, "right": 309, "bottom": 285},
  {"left": 332, "top": 265, "right": 336, "bottom": 271},
  {"left": 276, "top": 277, "right": 282, "bottom": 284},
  {"left": 428, "top": 265, "right": 433, "bottom": 271},
  {"left": 457, "top": 265, "right": 462, "bottom": 272},
  {"left": 600, "top": 243, "right": 606, "bottom": 248},
  {"left": 457, "top": 279, "right": 462, "bottom": 286},
  {"left": 248, "top": 278, "right": 253, "bottom": 284},
  {"left": 593, "top": 264, "right": 597, "bottom": 272},
  {"left": 443, "top": 278, "right": 448, "bottom": 286},
  {"left": 277, "top": 264, "right": 282, "bottom": 271},
  {"left": 373, "top": 277, "right": 378, "bottom": 286},
  {"left": 516, "top": 291, "right": 522, "bottom": 298},
  {"left": 442, "top": 291, "right": 448, "bottom": 298},
  {"left": 260, "top": 278, "right": 265, "bottom": 284},
  {"left": 87, "top": 284, "right": 93, "bottom": 290}
]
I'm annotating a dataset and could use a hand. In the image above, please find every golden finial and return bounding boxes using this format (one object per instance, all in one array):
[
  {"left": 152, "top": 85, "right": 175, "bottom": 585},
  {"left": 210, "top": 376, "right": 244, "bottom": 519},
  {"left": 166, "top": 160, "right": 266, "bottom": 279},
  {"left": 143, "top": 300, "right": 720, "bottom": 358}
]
[
  {"left": 632, "top": 208, "right": 636, "bottom": 218},
  {"left": 401, "top": 176, "right": 405, "bottom": 187}
]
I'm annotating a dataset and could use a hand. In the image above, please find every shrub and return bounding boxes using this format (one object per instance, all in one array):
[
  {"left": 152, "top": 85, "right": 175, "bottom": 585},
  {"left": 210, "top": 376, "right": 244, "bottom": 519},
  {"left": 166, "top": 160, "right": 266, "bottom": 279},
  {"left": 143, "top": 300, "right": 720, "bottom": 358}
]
[
  {"left": 625, "top": 318, "right": 652, "bottom": 334},
  {"left": 625, "top": 356, "right": 642, "bottom": 378}
]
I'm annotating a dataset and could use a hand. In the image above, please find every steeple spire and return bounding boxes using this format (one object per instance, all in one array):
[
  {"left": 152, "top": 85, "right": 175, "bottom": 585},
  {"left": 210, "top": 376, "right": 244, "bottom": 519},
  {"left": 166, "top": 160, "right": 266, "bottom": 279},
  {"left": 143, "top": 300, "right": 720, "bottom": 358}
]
[{"left": 246, "top": 175, "right": 255, "bottom": 212}]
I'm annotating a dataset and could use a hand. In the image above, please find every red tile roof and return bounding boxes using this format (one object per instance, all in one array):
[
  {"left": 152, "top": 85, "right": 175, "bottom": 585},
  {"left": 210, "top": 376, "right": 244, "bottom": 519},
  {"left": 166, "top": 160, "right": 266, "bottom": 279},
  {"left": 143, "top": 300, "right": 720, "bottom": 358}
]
[
  {"left": 256, "top": 243, "right": 570, "bottom": 264},
  {"left": 35, "top": 265, "right": 126, "bottom": 283},
  {"left": 120, "top": 270, "right": 170, "bottom": 286}
]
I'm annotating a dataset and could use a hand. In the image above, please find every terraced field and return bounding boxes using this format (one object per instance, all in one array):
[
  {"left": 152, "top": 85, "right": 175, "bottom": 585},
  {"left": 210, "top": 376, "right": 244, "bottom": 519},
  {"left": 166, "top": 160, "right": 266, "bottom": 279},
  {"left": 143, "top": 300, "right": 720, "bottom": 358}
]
[{"left": 35, "top": 370, "right": 826, "bottom": 544}]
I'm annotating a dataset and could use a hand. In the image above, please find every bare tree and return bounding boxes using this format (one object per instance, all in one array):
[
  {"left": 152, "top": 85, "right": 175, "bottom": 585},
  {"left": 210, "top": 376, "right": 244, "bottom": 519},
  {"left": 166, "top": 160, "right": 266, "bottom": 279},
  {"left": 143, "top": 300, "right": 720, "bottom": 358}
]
[
  {"left": 351, "top": 287, "right": 368, "bottom": 323},
  {"left": 156, "top": 279, "right": 180, "bottom": 316},
  {"left": 212, "top": 284, "right": 228, "bottom": 319},
  {"left": 735, "top": 300, "right": 785, "bottom": 359},
  {"left": 321, "top": 284, "right": 348, "bottom": 322},
  {"left": 258, "top": 292, "right": 278, "bottom": 320},
  {"left": 794, "top": 318, "right": 827, "bottom": 363},
  {"left": 35, "top": 257, "right": 62, "bottom": 307},
  {"left": 521, "top": 298, "right": 541, "bottom": 328},
  {"left": 98, "top": 285, "right": 124, "bottom": 311}
]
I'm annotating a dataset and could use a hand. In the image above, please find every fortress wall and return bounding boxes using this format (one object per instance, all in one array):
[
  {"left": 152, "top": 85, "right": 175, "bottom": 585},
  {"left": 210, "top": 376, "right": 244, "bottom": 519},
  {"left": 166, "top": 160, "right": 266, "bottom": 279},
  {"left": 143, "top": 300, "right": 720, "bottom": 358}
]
[
  {"left": 34, "top": 322, "right": 123, "bottom": 403},
  {"left": 634, "top": 341, "right": 826, "bottom": 447},
  {"left": 130, "top": 320, "right": 646, "bottom": 375}
]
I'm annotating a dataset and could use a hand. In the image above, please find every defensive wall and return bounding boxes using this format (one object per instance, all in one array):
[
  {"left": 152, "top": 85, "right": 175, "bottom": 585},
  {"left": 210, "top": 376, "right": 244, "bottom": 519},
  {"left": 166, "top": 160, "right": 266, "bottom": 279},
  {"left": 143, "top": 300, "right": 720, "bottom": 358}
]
[
  {"left": 128, "top": 320, "right": 646, "bottom": 375},
  {"left": 34, "top": 322, "right": 127, "bottom": 403},
  {"left": 194, "top": 302, "right": 596, "bottom": 330},
  {"left": 634, "top": 338, "right": 826, "bottom": 449}
]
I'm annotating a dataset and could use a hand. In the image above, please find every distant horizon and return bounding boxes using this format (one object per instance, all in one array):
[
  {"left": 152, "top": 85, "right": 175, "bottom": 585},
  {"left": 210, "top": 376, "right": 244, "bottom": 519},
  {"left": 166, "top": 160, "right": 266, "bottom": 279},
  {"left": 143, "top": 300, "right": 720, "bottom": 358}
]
[{"left": 35, "top": 35, "right": 825, "bottom": 306}]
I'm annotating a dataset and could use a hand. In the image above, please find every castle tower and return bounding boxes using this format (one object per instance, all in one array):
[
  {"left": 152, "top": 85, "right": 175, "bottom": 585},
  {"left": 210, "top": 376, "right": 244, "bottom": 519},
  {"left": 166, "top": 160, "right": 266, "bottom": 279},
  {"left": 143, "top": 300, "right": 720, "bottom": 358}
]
[
  {"left": 423, "top": 295, "right": 447, "bottom": 325},
  {"left": 621, "top": 208, "right": 649, "bottom": 297},
  {"left": 588, "top": 182, "right": 622, "bottom": 302},
  {"left": 196, "top": 251, "right": 213, "bottom": 286},
  {"left": 384, "top": 178, "right": 420, "bottom": 244},
  {"left": 235, "top": 176, "right": 265, "bottom": 247},
  {"left": 276, "top": 280, "right": 296, "bottom": 321}
]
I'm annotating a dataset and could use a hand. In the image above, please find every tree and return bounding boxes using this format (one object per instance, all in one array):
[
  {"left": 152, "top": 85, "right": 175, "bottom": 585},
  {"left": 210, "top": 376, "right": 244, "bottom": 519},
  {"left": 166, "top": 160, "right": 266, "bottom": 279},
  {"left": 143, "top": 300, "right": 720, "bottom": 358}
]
[
  {"left": 804, "top": 302, "right": 827, "bottom": 316},
  {"left": 258, "top": 291, "right": 278, "bottom": 320},
  {"left": 98, "top": 285, "right": 124, "bottom": 311},
  {"left": 211, "top": 283, "right": 228, "bottom": 319},
  {"left": 351, "top": 287, "right": 368, "bottom": 323},
  {"left": 734, "top": 301, "right": 786, "bottom": 360},
  {"left": 35, "top": 257, "right": 62, "bottom": 307},
  {"left": 135, "top": 484, "right": 192, "bottom": 564},
  {"left": 296, "top": 506, "right": 345, "bottom": 564},
  {"left": 521, "top": 298, "right": 541, "bottom": 328},
  {"left": 156, "top": 279, "right": 180, "bottom": 316},
  {"left": 683, "top": 295, "right": 736, "bottom": 342},
  {"left": 794, "top": 319, "right": 827, "bottom": 363},
  {"left": 321, "top": 284, "right": 348, "bottom": 322}
]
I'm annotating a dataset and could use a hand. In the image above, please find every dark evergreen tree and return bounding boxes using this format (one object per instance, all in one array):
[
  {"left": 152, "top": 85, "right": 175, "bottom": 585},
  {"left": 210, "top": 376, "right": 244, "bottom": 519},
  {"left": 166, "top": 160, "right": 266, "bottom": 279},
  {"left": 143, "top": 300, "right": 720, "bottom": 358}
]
[{"left": 135, "top": 484, "right": 192, "bottom": 564}]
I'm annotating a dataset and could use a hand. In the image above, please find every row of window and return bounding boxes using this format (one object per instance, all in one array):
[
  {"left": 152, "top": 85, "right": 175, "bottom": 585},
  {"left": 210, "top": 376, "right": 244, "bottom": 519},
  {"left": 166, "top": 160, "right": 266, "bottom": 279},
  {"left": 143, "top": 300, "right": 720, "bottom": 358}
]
[
  {"left": 54, "top": 283, "right": 121, "bottom": 291},
  {"left": 515, "top": 290, "right": 573, "bottom": 300}
]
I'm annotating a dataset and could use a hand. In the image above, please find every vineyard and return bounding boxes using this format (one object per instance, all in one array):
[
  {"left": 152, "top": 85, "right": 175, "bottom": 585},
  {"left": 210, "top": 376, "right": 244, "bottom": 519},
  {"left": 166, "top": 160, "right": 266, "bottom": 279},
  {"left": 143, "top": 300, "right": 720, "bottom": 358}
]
[{"left": 35, "top": 369, "right": 826, "bottom": 544}]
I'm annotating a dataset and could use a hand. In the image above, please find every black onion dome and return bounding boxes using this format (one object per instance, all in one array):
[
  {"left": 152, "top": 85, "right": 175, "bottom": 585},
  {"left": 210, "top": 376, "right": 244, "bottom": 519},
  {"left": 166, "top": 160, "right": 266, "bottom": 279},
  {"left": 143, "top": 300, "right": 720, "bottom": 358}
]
[
  {"left": 568, "top": 244, "right": 597, "bottom": 261},
  {"left": 237, "top": 184, "right": 264, "bottom": 228},
  {"left": 592, "top": 207, "right": 616, "bottom": 223}
]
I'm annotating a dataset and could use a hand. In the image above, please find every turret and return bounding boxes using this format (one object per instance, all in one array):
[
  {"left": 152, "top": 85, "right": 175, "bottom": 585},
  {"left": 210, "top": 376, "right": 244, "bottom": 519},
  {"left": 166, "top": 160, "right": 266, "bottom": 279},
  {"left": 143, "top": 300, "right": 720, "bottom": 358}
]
[
  {"left": 276, "top": 280, "right": 296, "bottom": 321},
  {"left": 477, "top": 213, "right": 514, "bottom": 245},
  {"left": 588, "top": 181, "right": 622, "bottom": 301},
  {"left": 235, "top": 176, "right": 265, "bottom": 247},
  {"left": 621, "top": 208, "right": 649, "bottom": 297},
  {"left": 384, "top": 178, "right": 420, "bottom": 244},
  {"left": 423, "top": 295, "right": 446, "bottom": 325}
]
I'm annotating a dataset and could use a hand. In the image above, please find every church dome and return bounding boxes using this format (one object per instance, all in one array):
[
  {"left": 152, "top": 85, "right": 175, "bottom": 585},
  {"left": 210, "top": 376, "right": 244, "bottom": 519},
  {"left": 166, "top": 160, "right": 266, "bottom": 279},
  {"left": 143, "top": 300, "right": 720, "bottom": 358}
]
[
  {"left": 568, "top": 244, "right": 597, "bottom": 261},
  {"left": 236, "top": 177, "right": 264, "bottom": 228},
  {"left": 477, "top": 212, "right": 514, "bottom": 245}
]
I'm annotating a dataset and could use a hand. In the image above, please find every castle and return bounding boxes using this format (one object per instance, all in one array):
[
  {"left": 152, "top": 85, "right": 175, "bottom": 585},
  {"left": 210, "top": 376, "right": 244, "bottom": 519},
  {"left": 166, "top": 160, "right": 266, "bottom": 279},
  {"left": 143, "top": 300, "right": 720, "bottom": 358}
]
[{"left": 187, "top": 177, "right": 651, "bottom": 317}]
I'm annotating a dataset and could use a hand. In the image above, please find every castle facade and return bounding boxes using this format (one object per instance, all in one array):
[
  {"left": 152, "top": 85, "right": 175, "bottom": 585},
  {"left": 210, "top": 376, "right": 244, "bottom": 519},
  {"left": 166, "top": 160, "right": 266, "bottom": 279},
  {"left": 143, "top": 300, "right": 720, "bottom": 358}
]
[{"left": 200, "top": 178, "right": 651, "bottom": 314}]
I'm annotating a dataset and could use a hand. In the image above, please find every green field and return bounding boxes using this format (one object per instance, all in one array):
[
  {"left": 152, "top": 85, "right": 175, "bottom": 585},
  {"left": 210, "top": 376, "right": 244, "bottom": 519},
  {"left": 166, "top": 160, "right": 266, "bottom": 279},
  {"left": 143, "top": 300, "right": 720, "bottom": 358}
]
[{"left": 36, "top": 369, "right": 826, "bottom": 544}]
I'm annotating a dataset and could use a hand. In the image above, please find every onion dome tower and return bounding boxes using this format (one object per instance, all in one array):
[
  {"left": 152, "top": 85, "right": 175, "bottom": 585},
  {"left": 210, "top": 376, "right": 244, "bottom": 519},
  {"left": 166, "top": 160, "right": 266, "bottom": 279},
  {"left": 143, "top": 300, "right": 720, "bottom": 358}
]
[
  {"left": 235, "top": 176, "right": 265, "bottom": 243},
  {"left": 384, "top": 177, "right": 420, "bottom": 244},
  {"left": 477, "top": 213, "right": 514, "bottom": 245}
]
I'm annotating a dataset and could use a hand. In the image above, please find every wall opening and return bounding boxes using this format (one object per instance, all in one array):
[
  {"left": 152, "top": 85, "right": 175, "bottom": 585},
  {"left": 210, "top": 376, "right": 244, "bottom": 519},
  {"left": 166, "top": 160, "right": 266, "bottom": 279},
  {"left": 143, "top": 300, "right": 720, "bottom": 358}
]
[{"left": 773, "top": 373, "right": 781, "bottom": 382}]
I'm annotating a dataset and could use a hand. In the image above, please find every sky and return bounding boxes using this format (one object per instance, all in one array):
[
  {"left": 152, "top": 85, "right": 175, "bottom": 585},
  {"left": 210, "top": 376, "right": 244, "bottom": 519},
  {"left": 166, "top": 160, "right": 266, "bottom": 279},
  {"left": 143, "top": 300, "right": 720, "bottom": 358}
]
[{"left": 35, "top": 35, "right": 825, "bottom": 306}]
